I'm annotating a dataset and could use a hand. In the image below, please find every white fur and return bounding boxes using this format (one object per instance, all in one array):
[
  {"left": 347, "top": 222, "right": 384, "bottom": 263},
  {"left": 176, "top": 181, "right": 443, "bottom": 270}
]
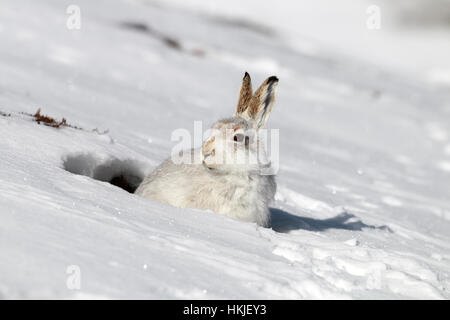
[
  {"left": 135, "top": 74, "right": 278, "bottom": 227},
  {"left": 135, "top": 148, "right": 276, "bottom": 226}
]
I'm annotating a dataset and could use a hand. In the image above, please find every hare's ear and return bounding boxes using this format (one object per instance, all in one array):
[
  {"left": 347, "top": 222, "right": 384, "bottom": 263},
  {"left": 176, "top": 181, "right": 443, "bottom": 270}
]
[
  {"left": 247, "top": 76, "right": 278, "bottom": 129},
  {"left": 235, "top": 72, "right": 253, "bottom": 116}
]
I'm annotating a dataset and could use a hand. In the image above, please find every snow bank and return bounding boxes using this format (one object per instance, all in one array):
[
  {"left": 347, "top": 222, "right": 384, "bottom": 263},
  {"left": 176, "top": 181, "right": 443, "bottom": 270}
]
[{"left": 0, "top": 0, "right": 449, "bottom": 299}]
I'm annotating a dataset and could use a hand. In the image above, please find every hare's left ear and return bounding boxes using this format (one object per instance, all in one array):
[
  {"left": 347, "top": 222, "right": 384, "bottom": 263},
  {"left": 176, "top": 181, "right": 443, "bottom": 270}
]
[
  {"left": 247, "top": 76, "right": 278, "bottom": 129},
  {"left": 235, "top": 72, "right": 253, "bottom": 116}
]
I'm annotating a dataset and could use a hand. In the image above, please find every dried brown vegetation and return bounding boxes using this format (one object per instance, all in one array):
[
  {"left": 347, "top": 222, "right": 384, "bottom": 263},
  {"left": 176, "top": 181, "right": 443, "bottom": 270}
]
[
  {"left": 3, "top": 108, "right": 113, "bottom": 134},
  {"left": 30, "top": 108, "right": 82, "bottom": 129},
  {"left": 120, "top": 21, "right": 205, "bottom": 57}
]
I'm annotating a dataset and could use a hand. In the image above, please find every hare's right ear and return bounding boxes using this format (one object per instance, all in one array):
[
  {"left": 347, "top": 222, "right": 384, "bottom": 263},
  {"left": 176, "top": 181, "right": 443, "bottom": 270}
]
[
  {"left": 247, "top": 76, "right": 278, "bottom": 129},
  {"left": 235, "top": 72, "right": 253, "bottom": 116}
]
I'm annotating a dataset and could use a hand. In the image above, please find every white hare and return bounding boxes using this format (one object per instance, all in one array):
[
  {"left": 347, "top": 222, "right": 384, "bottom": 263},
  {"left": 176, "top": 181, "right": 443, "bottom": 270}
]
[{"left": 135, "top": 72, "right": 278, "bottom": 227}]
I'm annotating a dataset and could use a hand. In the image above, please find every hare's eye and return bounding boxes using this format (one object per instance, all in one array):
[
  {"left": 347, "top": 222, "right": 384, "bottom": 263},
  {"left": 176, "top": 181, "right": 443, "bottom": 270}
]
[{"left": 233, "top": 134, "right": 245, "bottom": 143}]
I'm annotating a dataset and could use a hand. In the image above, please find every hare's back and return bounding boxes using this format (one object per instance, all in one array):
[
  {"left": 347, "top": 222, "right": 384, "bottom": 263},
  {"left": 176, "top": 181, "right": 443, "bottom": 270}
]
[{"left": 135, "top": 149, "right": 207, "bottom": 204}]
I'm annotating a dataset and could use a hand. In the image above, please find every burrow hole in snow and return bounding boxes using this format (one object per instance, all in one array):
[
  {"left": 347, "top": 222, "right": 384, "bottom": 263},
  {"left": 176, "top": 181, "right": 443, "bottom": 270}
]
[{"left": 63, "top": 153, "right": 146, "bottom": 193}]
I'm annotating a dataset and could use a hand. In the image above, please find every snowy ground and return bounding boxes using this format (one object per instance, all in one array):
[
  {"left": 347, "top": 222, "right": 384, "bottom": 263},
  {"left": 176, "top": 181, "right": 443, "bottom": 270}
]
[{"left": 0, "top": 0, "right": 450, "bottom": 299}]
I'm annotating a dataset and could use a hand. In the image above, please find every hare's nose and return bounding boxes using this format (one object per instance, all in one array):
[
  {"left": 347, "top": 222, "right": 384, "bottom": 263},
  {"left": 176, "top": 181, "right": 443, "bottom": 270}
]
[{"left": 201, "top": 137, "right": 215, "bottom": 158}]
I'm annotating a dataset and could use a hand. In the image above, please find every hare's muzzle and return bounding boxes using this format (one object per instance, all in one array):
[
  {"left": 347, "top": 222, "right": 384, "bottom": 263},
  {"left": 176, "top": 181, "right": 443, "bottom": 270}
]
[{"left": 201, "top": 137, "right": 217, "bottom": 169}]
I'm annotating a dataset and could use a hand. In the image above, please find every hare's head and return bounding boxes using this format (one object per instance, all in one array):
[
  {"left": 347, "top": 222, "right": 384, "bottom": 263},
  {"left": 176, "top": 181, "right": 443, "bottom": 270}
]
[{"left": 201, "top": 72, "right": 278, "bottom": 174}]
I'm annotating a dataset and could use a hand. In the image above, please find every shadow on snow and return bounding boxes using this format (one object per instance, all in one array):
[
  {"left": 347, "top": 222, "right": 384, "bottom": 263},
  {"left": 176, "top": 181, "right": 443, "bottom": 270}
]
[{"left": 270, "top": 208, "right": 392, "bottom": 233}]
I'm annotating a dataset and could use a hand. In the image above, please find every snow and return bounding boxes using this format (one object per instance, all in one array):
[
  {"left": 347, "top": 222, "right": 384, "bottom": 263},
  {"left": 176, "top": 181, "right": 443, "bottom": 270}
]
[
  {"left": 159, "top": 0, "right": 450, "bottom": 86},
  {"left": 0, "top": 0, "right": 450, "bottom": 299}
]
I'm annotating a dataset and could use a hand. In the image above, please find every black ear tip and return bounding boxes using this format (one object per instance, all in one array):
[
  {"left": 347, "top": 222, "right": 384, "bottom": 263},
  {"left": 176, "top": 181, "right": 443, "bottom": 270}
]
[
  {"left": 244, "top": 71, "right": 250, "bottom": 79},
  {"left": 268, "top": 76, "right": 279, "bottom": 83}
]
